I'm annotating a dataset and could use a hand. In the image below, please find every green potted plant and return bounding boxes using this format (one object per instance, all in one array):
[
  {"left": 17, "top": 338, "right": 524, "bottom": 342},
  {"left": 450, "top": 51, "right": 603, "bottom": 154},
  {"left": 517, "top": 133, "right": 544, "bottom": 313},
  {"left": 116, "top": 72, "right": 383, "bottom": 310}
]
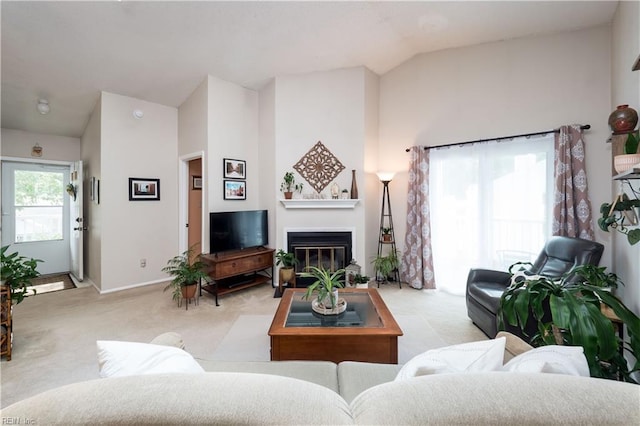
[
  {"left": 301, "top": 266, "right": 345, "bottom": 309},
  {"left": 280, "top": 172, "right": 303, "bottom": 199},
  {"left": 275, "top": 249, "right": 298, "bottom": 283},
  {"left": 371, "top": 250, "right": 399, "bottom": 283},
  {"left": 499, "top": 263, "right": 640, "bottom": 382},
  {"left": 1, "top": 245, "right": 42, "bottom": 304},
  {"left": 598, "top": 193, "right": 640, "bottom": 245},
  {"left": 381, "top": 227, "right": 392, "bottom": 242},
  {"left": 353, "top": 273, "right": 370, "bottom": 287},
  {"left": 162, "top": 248, "right": 208, "bottom": 303}
]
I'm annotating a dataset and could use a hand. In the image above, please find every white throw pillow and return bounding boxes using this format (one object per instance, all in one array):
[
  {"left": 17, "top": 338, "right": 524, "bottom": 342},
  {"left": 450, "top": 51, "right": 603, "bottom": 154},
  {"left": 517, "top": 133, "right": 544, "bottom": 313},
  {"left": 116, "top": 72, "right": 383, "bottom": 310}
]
[
  {"left": 97, "top": 340, "right": 205, "bottom": 378},
  {"left": 395, "top": 337, "right": 506, "bottom": 381},
  {"left": 502, "top": 344, "right": 590, "bottom": 377}
]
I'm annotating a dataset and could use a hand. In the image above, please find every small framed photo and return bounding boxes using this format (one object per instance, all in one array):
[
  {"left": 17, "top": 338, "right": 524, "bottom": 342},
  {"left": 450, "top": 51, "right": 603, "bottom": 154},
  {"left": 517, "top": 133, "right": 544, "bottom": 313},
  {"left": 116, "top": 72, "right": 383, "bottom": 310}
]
[
  {"left": 223, "top": 158, "right": 246, "bottom": 179},
  {"left": 192, "top": 176, "right": 202, "bottom": 190},
  {"left": 224, "top": 180, "right": 246, "bottom": 200},
  {"left": 129, "top": 178, "right": 160, "bottom": 201}
]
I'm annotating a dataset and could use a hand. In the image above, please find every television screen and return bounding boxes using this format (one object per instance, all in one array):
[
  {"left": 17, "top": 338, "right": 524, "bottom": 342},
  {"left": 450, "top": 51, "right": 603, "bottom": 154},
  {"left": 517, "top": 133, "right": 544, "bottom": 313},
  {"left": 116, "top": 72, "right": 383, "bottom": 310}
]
[{"left": 210, "top": 210, "right": 268, "bottom": 253}]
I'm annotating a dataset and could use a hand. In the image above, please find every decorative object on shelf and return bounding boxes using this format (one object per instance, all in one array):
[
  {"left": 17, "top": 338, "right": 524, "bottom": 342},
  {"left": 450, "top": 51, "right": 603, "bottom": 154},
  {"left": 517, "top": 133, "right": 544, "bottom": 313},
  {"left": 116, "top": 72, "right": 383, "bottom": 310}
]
[
  {"left": 31, "top": 143, "right": 43, "bottom": 157},
  {"left": 349, "top": 170, "right": 358, "bottom": 199},
  {"left": 129, "top": 178, "right": 160, "bottom": 201},
  {"left": 224, "top": 180, "right": 246, "bottom": 200},
  {"left": 293, "top": 141, "right": 345, "bottom": 193},
  {"left": 608, "top": 104, "right": 638, "bottom": 134},
  {"left": 301, "top": 266, "right": 345, "bottom": 312},
  {"left": 280, "top": 171, "right": 303, "bottom": 199},
  {"left": 66, "top": 183, "right": 77, "bottom": 201},
  {"left": 1, "top": 245, "right": 42, "bottom": 305},
  {"left": 500, "top": 264, "right": 640, "bottom": 383},
  {"left": 192, "top": 176, "right": 202, "bottom": 190},
  {"left": 330, "top": 182, "right": 340, "bottom": 199},
  {"left": 613, "top": 131, "right": 640, "bottom": 174},
  {"left": 223, "top": 158, "right": 246, "bottom": 180},
  {"left": 598, "top": 193, "right": 640, "bottom": 245},
  {"left": 376, "top": 172, "right": 400, "bottom": 287},
  {"left": 345, "top": 259, "right": 361, "bottom": 287},
  {"left": 341, "top": 189, "right": 349, "bottom": 199},
  {"left": 161, "top": 247, "right": 207, "bottom": 309}
]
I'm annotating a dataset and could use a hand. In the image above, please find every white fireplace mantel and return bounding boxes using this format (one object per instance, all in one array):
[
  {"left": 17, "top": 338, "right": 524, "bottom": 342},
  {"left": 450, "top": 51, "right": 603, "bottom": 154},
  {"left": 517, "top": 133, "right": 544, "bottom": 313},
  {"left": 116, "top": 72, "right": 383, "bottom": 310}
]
[{"left": 279, "top": 199, "right": 360, "bottom": 209}]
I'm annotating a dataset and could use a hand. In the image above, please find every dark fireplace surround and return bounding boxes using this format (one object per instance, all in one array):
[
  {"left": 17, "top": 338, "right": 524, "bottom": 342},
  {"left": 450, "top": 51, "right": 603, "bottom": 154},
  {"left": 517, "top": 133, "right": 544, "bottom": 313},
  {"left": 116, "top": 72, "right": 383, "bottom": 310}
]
[{"left": 287, "top": 231, "right": 352, "bottom": 287}]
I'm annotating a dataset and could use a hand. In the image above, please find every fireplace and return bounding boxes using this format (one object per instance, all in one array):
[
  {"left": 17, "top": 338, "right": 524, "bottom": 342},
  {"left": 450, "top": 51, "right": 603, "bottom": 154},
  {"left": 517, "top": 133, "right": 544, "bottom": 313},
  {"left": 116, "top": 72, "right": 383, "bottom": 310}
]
[{"left": 287, "top": 230, "right": 353, "bottom": 287}]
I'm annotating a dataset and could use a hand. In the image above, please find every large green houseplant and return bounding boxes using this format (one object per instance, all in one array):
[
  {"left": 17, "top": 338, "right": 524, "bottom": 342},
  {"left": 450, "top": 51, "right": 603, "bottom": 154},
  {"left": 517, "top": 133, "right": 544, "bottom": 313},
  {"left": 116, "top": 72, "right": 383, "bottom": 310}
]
[
  {"left": 162, "top": 248, "right": 208, "bottom": 302},
  {"left": 301, "top": 266, "right": 344, "bottom": 309},
  {"left": 499, "top": 263, "right": 640, "bottom": 382},
  {"left": 1, "top": 245, "right": 42, "bottom": 304},
  {"left": 275, "top": 249, "right": 298, "bottom": 284},
  {"left": 371, "top": 249, "right": 399, "bottom": 284}
]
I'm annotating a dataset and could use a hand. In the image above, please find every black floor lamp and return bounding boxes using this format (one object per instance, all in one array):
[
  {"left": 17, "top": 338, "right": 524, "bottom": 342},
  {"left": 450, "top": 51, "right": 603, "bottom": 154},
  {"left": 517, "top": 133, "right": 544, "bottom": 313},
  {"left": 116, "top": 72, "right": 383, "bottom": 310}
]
[{"left": 376, "top": 172, "right": 400, "bottom": 287}]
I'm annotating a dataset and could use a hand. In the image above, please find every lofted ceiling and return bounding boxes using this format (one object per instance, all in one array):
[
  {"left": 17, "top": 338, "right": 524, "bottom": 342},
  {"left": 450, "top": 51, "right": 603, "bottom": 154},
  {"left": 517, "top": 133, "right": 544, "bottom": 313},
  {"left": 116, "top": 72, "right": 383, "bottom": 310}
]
[{"left": 1, "top": 1, "right": 618, "bottom": 139}]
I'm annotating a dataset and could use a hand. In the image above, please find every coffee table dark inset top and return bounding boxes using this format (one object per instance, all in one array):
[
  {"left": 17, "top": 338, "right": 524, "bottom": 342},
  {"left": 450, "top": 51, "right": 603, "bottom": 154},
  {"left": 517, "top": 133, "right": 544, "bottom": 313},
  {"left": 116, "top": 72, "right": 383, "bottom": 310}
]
[{"left": 268, "top": 288, "right": 403, "bottom": 364}]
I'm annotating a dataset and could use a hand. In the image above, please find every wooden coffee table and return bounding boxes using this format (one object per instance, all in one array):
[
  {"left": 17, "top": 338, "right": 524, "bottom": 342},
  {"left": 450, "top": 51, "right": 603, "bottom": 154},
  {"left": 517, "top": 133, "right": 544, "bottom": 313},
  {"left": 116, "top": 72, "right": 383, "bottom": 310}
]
[{"left": 268, "top": 288, "right": 403, "bottom": 364}]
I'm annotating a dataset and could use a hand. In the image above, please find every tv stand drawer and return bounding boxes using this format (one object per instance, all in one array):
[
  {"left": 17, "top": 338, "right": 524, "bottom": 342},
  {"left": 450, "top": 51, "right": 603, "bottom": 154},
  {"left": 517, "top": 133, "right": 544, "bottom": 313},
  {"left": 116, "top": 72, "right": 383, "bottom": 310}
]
[{"left": 215, "top": 253, "right": 272, "bottom": 278}]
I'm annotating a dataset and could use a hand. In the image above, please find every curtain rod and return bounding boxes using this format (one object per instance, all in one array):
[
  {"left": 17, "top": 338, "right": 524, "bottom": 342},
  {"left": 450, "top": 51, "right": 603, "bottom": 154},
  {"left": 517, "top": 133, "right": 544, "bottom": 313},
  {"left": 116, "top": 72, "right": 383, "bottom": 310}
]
[{"left": 404, "top": 124, "right": 590, "bottom": 152}]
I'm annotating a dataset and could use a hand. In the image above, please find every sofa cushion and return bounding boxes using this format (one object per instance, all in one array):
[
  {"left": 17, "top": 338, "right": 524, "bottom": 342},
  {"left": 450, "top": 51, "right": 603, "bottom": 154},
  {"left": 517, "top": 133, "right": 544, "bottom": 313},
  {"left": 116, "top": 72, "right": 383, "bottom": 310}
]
[
  {"left": 502, "top": 345, "right": 590, "bottom": 376},
  {"left": 337, "top": 361, "right": 401, "bottom": 403},
  {"left": 197, "top": 359, "right": 339, "bottom": 393},
  {"left": 350, "top": 372, "right": 640, "bottom": 425},
  {"left": 1, "top": 372, "right": 354, "bottom": 425},
  {"left": 394, "top": 337, "right": 505, "bottom": 380},
  {"left": 149, "top": 331, "right": 186, "bottom": 349},
  {"left": 496, "top": 331, "right": 533, "bottom": 362},
  {"left": 97, "top": 340, "right": 204, "bottom": 378},
  {"left": 467, "top": 281, "right": 505, "bottom": 312}
]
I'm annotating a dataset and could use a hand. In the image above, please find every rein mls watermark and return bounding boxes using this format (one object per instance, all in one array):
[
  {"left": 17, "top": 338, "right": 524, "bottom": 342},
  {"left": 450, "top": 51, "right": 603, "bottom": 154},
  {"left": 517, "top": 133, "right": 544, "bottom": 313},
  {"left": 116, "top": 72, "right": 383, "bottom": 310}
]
[{"left": 2, "top": 418, "right": 36, "bottom": 425}]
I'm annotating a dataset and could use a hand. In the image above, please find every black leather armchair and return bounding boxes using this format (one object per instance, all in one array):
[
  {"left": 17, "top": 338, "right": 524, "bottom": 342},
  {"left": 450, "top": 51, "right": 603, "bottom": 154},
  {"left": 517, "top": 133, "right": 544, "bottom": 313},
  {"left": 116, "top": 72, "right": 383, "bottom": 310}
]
[{"left": 465, "top": 236, "right": 604, "bottom": 342}]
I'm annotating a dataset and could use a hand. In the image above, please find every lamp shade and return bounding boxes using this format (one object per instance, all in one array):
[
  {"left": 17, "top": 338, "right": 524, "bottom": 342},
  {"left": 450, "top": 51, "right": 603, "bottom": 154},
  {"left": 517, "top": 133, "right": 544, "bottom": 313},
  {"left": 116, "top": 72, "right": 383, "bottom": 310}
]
[{"left": 376, "top": 172, "right": 395, "bottom": 182}]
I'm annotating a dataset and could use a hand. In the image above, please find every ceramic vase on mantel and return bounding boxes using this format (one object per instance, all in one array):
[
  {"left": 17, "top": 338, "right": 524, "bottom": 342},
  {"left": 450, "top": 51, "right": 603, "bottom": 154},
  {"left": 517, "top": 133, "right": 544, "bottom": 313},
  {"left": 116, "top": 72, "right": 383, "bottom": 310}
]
[
  {"left": 608, "top": 104, "right": 638, "bottom": 134},
  {"left": 350, "top": 170, "right": 358, "bottom": 199}
]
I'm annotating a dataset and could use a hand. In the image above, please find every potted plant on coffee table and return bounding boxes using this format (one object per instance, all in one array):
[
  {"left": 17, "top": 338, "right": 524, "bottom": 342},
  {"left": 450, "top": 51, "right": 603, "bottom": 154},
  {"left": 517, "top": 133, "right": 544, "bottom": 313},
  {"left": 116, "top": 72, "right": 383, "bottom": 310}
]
[
  {"left": 301, "top": 266, "right": 345, "bottom": 311},
  {"left": 162, "top": 247, "right": 208, "bottom": 305},
  {"left": 499, "top": 263, "right": 640, "bottom": 382}
]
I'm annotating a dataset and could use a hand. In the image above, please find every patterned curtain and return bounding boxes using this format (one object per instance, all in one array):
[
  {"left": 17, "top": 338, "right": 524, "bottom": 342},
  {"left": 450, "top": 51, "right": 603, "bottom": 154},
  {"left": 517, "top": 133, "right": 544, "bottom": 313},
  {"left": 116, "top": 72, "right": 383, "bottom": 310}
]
[
  {"left": 400, "top": 146, "right": 435, "bottom": 289},
  {"left": 553, "top": 125, "right": 595, "bottom": 240}
]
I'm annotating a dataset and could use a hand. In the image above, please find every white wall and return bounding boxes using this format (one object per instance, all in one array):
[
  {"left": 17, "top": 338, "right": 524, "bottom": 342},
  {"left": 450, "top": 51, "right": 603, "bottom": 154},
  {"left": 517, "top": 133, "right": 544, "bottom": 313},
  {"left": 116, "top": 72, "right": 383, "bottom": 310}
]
[
  {"left": 611, "top": 1, "right": 640, "bottom": 318},
  {"left": 272, "top": 67, "right": 374, "bottom": 267},
  {"left": 99, "top": 92, "right": 179, "bottom": 293},
  {"left": 259, "top": 80, "right": 278, "bottom": 248},
  {"left": 379, "top": 26, "right": 613, "bottom": 269},
  {"left": 1, "top": 128, "right": 80, "bottom": 161}
]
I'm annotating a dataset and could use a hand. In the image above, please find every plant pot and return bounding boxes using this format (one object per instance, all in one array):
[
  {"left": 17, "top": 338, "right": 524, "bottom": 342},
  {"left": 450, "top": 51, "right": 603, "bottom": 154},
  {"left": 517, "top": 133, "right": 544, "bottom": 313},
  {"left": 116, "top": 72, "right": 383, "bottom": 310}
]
[
  {"left": 613, "top": 153, "right": 640, "bottom": 174},
  {"left": 280, "top": 267, "right": 295, "bottom": 283},
  {"left": 181, "top": 284, "right": 197, "bottom": 299},
  {"left": 382, "top": 234, "right": 392, "bottom": 242},
  {"left": 319, "top": 289, "right": 339, "bottom": 309},
  {"left": 284, "top": 191, "right": 293, "bottom": 200}
]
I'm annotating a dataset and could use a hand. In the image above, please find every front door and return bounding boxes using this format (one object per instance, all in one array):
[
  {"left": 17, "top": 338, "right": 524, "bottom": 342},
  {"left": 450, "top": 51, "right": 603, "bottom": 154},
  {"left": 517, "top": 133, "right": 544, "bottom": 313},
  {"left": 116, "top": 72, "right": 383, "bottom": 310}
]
[
  {"left": 1, "top": 161, "right": 70, "bottom": 275},
  {"left": 69, "top": 161, "right": 84, "bottom": 281}
]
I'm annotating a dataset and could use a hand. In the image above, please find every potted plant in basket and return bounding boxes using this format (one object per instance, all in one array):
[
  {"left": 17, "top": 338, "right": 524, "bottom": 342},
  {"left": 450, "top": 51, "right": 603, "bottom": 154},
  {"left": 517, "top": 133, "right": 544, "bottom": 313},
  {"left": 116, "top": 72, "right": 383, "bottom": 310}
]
[
  {"left": 1, "top": 245, "right": 43, "bottom": 304},
  {"left": 371, "top": 250, "right": 399, "bottom": 284},
  {"left": 598, "top": 193, "right": 640, "bottom": 245},
  {"left": 275, "top": 249, "right": 298, "bottom": 284},
  {"left": 301, "top": 266, "right": 345, "bottom": 309},
  {"left": 499, "top": 263, "right": 640, "bottom": 382},
  {"left": 613, "top": 131, "right": 640, "bottom": 174},
  {"left": 162, "top": 248, "right": 208, "bottom": 303},
  {"left": 280, "top": 172, "right": 303, "bottom": 200}
]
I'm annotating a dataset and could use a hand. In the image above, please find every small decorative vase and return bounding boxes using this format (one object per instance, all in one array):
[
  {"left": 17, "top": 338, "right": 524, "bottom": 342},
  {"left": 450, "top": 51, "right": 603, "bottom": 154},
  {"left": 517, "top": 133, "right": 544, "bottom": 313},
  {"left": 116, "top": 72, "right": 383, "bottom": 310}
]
[
  {"left": 350, "top": 170, "right": 358, "bottom": 199},
  {"left": 608, "top": 105, "right": 638, "bottom": 134},
  {"left": 283, "top": 191, "right": 293, "bottom": 200}
]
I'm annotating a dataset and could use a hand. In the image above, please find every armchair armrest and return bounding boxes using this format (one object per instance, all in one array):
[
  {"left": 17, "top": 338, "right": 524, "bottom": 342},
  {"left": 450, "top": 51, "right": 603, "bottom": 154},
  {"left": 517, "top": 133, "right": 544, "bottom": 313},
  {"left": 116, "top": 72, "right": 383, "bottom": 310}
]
[{"left": 467, "top": 269, "right": 511, "bottom": 288}]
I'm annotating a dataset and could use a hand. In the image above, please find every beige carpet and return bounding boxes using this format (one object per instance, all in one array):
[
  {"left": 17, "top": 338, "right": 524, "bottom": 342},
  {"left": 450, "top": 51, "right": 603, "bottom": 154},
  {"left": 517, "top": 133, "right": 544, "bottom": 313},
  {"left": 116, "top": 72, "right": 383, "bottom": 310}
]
[{"left": 0, "top": 282, "right": 486, "bottom": 408}]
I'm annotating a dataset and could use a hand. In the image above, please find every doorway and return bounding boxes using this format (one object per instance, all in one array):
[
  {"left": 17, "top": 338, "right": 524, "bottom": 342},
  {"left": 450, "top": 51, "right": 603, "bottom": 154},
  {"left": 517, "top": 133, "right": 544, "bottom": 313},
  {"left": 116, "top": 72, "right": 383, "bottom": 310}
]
[
  {"left": 1, "top": 161, "right": 70, "bottom": 275},
  {"left": 179, "top": 152, "right": 205, "bottom": 255}
]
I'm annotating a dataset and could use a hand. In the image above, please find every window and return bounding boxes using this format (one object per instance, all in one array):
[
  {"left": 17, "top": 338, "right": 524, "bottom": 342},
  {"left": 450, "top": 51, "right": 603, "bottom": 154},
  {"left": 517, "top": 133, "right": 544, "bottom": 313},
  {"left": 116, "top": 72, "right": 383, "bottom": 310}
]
[
  {"left": 14, "top": 170, "right": 64, "bottom": 242},
  {"left": 429, "top": 134, "right": 554, "bottom": 294}
]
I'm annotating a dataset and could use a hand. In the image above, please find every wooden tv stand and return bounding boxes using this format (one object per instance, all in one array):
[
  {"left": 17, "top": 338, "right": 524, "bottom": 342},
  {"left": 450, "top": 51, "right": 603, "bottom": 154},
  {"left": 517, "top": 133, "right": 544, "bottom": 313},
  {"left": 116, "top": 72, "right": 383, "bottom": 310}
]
[{"left": 200, "top": 247, "right": 274, "bottom": 306}]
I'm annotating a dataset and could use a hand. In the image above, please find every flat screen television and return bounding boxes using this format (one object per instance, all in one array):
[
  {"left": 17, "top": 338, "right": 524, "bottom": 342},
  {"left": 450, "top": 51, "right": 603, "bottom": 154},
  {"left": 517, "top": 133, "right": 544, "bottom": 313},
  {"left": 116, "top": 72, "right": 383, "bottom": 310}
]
[{"left": 209, "top": 209, "right": 268, "bottom": 254}]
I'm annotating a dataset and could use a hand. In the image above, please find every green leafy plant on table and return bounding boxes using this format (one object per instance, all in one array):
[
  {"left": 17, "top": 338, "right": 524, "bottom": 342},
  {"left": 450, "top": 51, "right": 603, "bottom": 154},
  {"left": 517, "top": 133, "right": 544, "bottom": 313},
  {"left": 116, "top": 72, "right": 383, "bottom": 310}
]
[
  {"left": 162, "top": 247, "right": 208, "bottom": 302},
  {"left": 301, "top": 266, "right": 345, "bottom": 309},
  {"left": 499, "top": 263, "right": 640, "bottom": 382},
  {"left": 1, "top": 245, "right": 43, "bottom": 304}
]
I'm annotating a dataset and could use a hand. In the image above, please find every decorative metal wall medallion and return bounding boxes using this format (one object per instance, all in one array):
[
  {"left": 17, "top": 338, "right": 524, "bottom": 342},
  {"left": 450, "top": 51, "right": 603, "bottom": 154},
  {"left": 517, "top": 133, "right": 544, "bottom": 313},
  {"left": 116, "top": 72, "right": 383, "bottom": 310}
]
[{"left": 293, "top": 141, "right": 345, "bottom": 193}]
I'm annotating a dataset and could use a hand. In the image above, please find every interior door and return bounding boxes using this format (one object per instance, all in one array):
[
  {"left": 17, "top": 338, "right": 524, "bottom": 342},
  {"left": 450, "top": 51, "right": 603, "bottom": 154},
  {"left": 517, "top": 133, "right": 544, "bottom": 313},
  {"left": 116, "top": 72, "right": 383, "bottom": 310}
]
[
  {"left": 1, "top": 161, "right": 70, "bottom": 275},
  {"left": 69, "top": 161, "right": 84, "bottom": 281}
]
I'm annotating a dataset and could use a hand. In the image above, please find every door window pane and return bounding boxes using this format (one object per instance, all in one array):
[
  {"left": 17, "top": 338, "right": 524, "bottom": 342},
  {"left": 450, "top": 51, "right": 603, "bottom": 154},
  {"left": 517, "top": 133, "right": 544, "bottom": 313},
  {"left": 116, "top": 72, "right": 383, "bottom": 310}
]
[{"left": 14, "top": 170, "right": 64, "bottom": 242}]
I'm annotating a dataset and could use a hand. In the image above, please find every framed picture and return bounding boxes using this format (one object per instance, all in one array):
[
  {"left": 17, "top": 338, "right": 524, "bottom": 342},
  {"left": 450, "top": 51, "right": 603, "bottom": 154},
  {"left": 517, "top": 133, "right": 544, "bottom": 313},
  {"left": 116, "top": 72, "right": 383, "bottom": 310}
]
[
  {"left": 192, "top": 176, "right": 202, "bottom": 190},
  {"left": 129, "top": 178, "right": 160, "bottom": 201},
  {"left": 223, "top": 158, "right": 246, "bottom": 179},
  {"left": 224, "top": 180, "right": 246, "bottom": 200}
]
